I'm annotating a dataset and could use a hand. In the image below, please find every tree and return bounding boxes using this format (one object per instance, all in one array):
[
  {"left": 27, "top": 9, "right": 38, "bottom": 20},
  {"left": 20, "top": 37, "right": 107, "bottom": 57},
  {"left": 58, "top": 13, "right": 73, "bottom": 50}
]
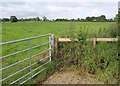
[
  {"left": 36, "top": 17, "right": 40, "bottom": 21},
  {"left": 86, "top": 17, "right": 92, "bottom": 21},
  {"left": 96, "top": 16, "right": 101, "bottom": 21},
  {"left": 91, "top": 16, "right": 96, "bottom": 21},
  {"left": 100, "top": 15, "right": 106, "bottom": 19},
  {"left": 2, "top": 18, "right": 10, "bottom": 22},
  {"left": 10, "top": 16, "right": 18, "bottom": 22},
  {"left": 100, "top": 15, "right": 106, "bottom": 21},
  {"left": 85, "top": 15, "right": 107, "bottom": 22},
  {"left": 81, "top": 18, "right": 85, "bottom": 21},
  {"left": 43, "top": 16, "right": 47, "bottom": 21},
  {"left": 77, "top": 18, "right": 80, "bottom": 21}
]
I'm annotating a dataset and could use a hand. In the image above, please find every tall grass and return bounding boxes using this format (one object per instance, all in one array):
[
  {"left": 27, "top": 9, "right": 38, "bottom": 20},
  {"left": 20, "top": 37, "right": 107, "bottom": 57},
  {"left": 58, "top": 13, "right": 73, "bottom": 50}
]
[{"left": 58, "top": 23, "right": 118, "bottom": 84}]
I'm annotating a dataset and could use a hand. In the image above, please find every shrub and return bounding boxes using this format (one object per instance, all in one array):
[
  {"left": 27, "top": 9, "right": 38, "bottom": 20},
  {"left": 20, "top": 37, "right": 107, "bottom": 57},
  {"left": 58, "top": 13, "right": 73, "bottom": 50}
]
[{"left": 108, "top": 23, "right": 118, "bottom": 37}]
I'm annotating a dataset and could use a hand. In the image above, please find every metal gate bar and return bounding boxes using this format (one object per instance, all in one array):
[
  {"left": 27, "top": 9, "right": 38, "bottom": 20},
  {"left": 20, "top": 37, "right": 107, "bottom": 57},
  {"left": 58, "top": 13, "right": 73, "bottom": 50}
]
[{"left": 0, "top": 33, "right": 54, "bottom": 85}]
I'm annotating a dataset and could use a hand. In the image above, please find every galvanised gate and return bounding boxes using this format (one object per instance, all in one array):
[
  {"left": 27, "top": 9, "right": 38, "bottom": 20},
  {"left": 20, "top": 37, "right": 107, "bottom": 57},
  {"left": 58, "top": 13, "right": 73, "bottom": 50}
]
[{"left": 0, "top": 34, "right": 54, "bottom": 85}]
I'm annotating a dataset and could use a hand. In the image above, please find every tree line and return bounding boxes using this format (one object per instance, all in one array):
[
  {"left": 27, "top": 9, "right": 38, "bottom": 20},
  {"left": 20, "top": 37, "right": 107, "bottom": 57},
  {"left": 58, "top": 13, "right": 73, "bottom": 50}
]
[{"left": 0, "top": 15, "right": 117, "bottom": 22}]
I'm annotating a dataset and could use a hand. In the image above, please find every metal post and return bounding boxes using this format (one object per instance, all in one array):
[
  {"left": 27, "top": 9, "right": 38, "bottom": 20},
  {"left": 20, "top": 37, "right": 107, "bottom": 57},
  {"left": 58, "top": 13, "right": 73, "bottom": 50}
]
[
  {"left": 49, "top": 34, "right": 51, "bottom": 61},
  {"left": 51, "top": 34, "right": 54, "bottom": 60},
  {"left": 28, "top": 39, "right": 32, "bottom": 77},
  {"left": 49, "top": 34, "right": 54, "bottom": 61},
  {"left": 0, "top": 51, "right": 2, "bottom": 86}
]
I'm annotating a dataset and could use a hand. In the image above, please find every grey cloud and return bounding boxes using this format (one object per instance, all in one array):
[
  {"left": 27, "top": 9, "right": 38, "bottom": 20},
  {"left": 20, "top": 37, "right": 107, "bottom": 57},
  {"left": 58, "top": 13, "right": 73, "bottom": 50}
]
[
  {"left": 1, "top": 1, "right": 118, "bottom": 19},
  {"left": 2, "top": 2, "right": 26, "bottom": 6}
]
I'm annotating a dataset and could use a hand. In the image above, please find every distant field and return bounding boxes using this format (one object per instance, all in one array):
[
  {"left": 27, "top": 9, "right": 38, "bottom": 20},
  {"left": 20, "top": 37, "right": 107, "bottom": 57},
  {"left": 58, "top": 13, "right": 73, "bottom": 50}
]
[{"left": 2, "top": 21, "right": 115, "bottom": 42}]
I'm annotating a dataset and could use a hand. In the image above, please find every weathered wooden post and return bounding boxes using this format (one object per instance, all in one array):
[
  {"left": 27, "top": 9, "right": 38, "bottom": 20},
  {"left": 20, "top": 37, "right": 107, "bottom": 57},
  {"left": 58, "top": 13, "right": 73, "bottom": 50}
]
[
  {"left": 54, "top": 37, "right": 58, "bottom": 59},
  {"left": 93, "top": 36, "right": 96, "bottom": 48}
]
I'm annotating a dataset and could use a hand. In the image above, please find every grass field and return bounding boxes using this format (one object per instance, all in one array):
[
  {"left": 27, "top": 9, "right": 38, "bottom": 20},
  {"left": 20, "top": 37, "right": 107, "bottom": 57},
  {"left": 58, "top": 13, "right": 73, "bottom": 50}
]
[
  {"left": 2, "top": 21, "right": 114, "bottom": 42},
  {"left": 1, "top": 21, "right": 118, "bottom": 84}
]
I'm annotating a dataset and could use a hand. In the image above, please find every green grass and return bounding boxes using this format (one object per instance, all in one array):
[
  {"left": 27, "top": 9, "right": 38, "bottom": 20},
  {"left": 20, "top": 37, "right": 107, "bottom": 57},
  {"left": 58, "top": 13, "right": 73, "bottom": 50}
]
[
  {"left": 1, "top": 21, "right": 117, "bottom": 84},
  {"left": 2, "top": 21, "right": 114, "bottom": 42}
]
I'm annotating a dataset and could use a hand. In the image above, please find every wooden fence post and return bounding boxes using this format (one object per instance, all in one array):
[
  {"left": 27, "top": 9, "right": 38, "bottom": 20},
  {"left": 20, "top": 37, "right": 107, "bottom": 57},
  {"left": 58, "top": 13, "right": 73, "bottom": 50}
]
[
  {"left": 54, "top": 37, "right": 58, "bottom": 59},
  {"left": 93, "top": 37, "right": 96, "bottom": 48}
]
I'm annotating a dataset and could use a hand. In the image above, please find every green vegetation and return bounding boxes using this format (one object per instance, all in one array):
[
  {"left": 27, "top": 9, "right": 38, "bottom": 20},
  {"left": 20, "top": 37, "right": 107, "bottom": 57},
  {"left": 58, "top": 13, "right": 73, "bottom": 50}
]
[
  {"left": 58, "top": 27, "right": 118, "bottom": 84},
  {"left": 1, "top": 15, "right": 115, "bottom": 22},
  {"left": 60, "top": 42, "right": 118, "bottom": 84},
  {"left": 10, "top": 16, "right": 18, "bottom": 23},
  {"left": 2, "top": 21, "right": 114, "bottom": 42},
  {"left": 1, "top": 21, "right": 118, "bottom": 84}
]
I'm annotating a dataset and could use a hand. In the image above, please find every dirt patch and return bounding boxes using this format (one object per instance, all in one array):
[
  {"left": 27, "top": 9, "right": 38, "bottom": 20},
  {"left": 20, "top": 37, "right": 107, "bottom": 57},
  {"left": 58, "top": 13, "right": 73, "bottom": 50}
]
[{"left": 42, "top": 69, "right": 104, "bottom": 84}]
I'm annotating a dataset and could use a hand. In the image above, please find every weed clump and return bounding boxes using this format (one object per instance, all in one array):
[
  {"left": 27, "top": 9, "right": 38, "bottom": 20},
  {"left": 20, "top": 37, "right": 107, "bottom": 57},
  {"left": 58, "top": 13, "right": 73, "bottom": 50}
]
[{"left": 58, "top": 22, "right": 118, "bottom": 84}]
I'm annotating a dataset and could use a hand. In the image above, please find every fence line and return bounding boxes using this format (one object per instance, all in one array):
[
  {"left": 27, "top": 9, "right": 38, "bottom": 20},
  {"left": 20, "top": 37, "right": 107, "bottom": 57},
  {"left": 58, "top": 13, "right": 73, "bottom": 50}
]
[
  {"left": 58, "top": 38, "right": 118, "bottom": 42},
  {"left": 1, "top": 35, "right": 118, "bottom": 85},
  {"left": 0, "top": 34, "right": 54, "bottom": 85},
  {"left": 58, "top": 37, "right": 118, "bottom": 48}
]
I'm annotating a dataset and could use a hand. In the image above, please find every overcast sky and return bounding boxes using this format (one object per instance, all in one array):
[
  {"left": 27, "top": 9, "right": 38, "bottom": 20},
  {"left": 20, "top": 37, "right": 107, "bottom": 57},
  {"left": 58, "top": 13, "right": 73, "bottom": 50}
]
[{"left": 0, "top": 0, "right": 119, "bottom": 19}]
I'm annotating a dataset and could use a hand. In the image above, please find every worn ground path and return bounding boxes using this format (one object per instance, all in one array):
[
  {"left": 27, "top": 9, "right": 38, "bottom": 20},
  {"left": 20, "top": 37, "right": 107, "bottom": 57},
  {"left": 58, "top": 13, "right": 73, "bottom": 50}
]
[{"left": 42, "top": 68, "right": 104, "bottom": 84}]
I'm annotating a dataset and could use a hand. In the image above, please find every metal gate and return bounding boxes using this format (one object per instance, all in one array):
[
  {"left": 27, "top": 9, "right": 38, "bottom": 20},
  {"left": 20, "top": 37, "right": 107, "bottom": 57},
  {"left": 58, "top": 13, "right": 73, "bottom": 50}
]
[{"left": 0, "top": 34, "right": 54, "bottom": 85}]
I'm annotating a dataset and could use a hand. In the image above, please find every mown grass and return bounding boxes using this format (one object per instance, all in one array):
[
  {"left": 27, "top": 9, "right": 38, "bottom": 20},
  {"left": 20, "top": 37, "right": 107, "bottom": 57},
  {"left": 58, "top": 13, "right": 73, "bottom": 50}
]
[{"left": 1, "top": 21, "right": 117, "bottom": 84}]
